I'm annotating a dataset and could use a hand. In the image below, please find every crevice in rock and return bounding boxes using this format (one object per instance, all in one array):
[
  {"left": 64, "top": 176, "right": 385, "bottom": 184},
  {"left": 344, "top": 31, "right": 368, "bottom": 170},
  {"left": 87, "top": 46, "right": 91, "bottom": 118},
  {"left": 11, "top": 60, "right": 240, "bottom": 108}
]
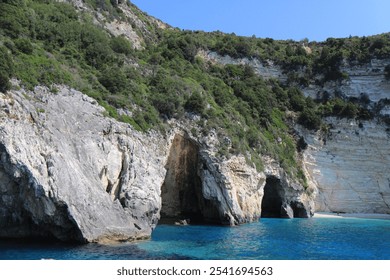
[
  {"left": 261, "top": 176, "right": 284, "bottom": 218},
  {"left": 102, "top": 153, "right": 128, "bottom": 208},
  {"left": 116, "top": 152, "right": 129, "bottom": 208},
  {"left": 159, "top": 134, "right": 219, "bottom": 224}
]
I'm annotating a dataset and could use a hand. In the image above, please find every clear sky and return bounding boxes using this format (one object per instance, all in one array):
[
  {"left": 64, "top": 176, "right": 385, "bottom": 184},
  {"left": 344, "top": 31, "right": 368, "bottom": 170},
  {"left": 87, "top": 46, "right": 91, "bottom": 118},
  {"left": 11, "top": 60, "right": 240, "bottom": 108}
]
[{"left": 130, "top": 0, "right": 390, "bottom": 42}]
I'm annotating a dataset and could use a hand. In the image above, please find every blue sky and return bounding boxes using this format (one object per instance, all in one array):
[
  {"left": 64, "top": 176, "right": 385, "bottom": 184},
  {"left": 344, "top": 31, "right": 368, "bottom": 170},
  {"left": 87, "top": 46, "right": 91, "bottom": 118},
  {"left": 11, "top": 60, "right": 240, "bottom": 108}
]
[{"left": 131, "top": 0, "right": 390, "bottom": 42}]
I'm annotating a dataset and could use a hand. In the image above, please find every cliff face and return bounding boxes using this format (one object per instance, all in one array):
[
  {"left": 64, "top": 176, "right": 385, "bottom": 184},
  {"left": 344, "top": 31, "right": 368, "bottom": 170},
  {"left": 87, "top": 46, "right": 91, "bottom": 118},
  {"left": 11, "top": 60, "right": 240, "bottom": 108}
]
[
  {"left": 203, "top": 50, "right": 390, "bottom": 215},
  {"left": 2, "top": 83, "right": 299, "bottom": 242},
  {"left": 300, "top": 59, "right": 390, "bottom": 214},
  {"left": 1, "top": 1, "right": 388, "bottom": 244},
  {"left": 300, "top": 118, "right": 390, "bottom": 214},
  {"left": 0, "top": 83, "right": 168, "bottom": 242}
]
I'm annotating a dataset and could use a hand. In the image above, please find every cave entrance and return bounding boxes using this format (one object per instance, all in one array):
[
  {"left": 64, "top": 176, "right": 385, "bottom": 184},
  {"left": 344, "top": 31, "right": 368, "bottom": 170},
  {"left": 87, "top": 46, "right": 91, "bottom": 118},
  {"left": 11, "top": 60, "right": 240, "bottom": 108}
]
[
  {"left": 261, "top": 176, "right": 284, "bottom": 218},
  {"left": 160, "top": 135, "right": 205, "bottom": 224}
]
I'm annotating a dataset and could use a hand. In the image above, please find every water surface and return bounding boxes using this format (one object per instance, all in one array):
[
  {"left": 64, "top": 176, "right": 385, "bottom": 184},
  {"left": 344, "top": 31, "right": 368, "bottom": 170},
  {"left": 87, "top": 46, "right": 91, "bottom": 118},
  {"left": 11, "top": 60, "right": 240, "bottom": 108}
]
[{"left": 1, "top": 218, "right": 389, "bottom": 260}]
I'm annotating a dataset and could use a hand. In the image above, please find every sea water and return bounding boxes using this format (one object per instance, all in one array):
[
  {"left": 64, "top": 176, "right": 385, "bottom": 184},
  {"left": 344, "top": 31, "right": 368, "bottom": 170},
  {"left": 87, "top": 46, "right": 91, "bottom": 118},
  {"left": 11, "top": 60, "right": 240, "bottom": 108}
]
[{"left": 1, "top": 218, "right": 389, "bottom": 260}]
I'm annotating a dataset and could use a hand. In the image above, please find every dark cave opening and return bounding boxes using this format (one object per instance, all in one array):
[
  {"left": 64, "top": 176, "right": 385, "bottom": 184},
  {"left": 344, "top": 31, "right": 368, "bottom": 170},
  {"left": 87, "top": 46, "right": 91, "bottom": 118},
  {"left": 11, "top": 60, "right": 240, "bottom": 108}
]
[
  {"left": 160, "top": 135, "right": 206, "bottom": 224},
  {"left": 261, "top": 176, "right": 284, "bottom": 218}
]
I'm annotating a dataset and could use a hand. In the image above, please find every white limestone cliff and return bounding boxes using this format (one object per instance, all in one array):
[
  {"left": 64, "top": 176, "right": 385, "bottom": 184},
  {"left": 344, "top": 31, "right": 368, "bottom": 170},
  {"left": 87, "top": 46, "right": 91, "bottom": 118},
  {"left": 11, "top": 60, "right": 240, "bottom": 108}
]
[
  {"left": 2, "top": 83, "right": 296, "bottom": 242},
  {"left": 299, "top": 118, "right": 390, "bottom": 214}
]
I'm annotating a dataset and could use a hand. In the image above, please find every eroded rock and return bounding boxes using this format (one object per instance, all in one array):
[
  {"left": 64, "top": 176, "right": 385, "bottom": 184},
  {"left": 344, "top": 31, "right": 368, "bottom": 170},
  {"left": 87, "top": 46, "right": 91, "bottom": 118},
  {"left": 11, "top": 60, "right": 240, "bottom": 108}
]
[{"left": 0, "top": 83, "right": 313, "bottom": 242}]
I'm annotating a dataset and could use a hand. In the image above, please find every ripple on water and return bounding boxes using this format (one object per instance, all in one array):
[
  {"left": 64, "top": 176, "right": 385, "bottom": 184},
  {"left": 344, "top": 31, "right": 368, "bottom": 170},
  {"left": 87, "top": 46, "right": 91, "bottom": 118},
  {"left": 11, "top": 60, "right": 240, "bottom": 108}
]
[{"left": 1, "top": 218, "right": 389, "bottom": 260}]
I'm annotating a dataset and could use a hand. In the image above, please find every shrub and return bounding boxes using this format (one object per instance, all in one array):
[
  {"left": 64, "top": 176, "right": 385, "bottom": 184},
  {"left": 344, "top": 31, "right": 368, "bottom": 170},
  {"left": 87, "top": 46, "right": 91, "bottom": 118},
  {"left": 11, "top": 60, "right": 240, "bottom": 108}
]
[
  {"left": 151, "top": 91, "right": 183, "bottom": 118},
  {"left": 98, "top": 67, "right": 128, "bottom": 94},
  {"left": 332, "top": 99, "right": 359, "bottom": 118},
  {"left": 84, "top": 43, "right": 114, "bottom": 69},
  {"left": 14, "top": 38, "right": 34, "bottom": 54},
  {"left": 0, "top": 2, "right": 29, "bottom": 38},
  {"left": 297, "top": 136, "right": 308, "bottom": 152},
  {"left": 111, "top": 35, "right": 133, "bottom": 55},
  {"left": 0, "top": 46, "right": 14, "bottom": 75},
  {"left": 298, "top": 108, "right": 322, "bottom": 130},
  {"left": 0, "top": 46, "right": 14, "bottom": 92},
  {"left": 288, "top": 87, "right": 306, "bottom": 112},
  {"left": 0, "top": 72, "right": 11, "bottom": 92},
  {"left": 184, "top": 92, "right": 205, "bottom": 114}
]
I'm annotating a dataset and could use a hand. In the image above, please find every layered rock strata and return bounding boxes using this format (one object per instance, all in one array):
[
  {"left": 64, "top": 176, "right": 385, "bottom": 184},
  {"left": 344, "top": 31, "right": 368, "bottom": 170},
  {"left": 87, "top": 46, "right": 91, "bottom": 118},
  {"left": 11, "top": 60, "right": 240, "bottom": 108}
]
[
  {"left": 299, "top": 118, "right": 390, "bottom": 214},
  {"left": 300, "top": 59, "right": 390, "bottom": 214}
]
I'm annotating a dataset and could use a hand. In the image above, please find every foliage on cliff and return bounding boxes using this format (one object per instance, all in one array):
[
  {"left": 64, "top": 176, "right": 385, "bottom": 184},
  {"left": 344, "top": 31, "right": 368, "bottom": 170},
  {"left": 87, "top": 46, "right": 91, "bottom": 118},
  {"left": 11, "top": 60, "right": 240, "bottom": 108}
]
[{"left": 1, "top": 0, "right": 389, "bottom": 182}]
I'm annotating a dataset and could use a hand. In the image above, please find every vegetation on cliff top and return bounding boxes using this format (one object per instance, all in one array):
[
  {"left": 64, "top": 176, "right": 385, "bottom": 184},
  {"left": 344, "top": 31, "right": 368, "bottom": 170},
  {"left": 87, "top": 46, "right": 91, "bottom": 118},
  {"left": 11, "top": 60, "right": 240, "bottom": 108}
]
[{"left": 1, "top": 0, "right": 389, "bottom": 183}]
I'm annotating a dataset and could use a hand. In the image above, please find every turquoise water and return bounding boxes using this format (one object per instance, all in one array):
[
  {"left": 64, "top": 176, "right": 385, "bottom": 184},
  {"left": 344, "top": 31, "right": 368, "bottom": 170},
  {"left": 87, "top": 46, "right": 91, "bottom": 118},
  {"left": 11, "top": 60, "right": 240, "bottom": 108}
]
[{"left": 1, "top": 218, "right": 389, "bottom": 260}]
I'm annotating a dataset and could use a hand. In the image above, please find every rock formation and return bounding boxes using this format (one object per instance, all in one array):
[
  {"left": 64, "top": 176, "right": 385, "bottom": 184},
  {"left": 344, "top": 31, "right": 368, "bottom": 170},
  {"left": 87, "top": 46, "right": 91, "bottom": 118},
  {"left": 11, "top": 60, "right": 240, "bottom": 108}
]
[
  {"left": 300, "top": 118, "right": 390, "bottom": 214},
  {"left": 1, "top": 82, "right": 307, "bottom": 242},
  {"left": 0, "top": 84, "right": 168, "bottom": 242},
  {"left": 262, "top": 157, "right": 314, "bottom": 218},
  {"left": 205, "top": 50, "right": 390, "bottom": 216},
  {"left": 1, "top": 1, "right": 387, "bottom": 245},
  {"left": 300, "top": 59, "right": 390, "bottom": 214}
]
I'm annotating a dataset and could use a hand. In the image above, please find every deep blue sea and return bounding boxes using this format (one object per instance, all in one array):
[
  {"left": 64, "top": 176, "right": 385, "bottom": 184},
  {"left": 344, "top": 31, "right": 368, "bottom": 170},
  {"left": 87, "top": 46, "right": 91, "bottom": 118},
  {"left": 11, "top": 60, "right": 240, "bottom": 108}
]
[{"left": 1, "top": 218, "right": 389, "bottom": 260}]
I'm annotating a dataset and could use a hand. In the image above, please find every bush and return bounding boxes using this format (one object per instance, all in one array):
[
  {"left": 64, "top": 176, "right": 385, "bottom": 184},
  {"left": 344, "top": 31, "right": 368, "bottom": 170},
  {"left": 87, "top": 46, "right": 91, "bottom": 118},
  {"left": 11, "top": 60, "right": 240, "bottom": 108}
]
[
  {"left": 331, "top": 99, "right": 359, "bottom": 118},
  {"left": 0, "top": 46, "right": 14, "bottom": 92},
  {"left": 111, "top": 35, "right": 133, "bottom": 55},
  {"left": 0, "top": 46, "right": 14, "bottom": 75},
  {"left": 288, "top": 87, "right": 306, "bottom": 112},
  {"left": 14, "top": 38, "right": 34, "bottom": 54},
  {"left": 151, "top": 91, "right": 183, "bottom": 118},
  {"left": 298, "top": 108, "right": 322, "bottom": 130},
  {"left": 0, "top": 72, "right": 11, "bottom": 92},
  {"left": 84, "top": 43, "right": 114, "bottom": 69},
  {"left": 98, "top": 67, "right": 128, "bottom": 94},
  {"left": 184, "top": 92, "right": 205, "bottom": 114},
  {"left": 0, "top": 2, "right": 30, "bottom": 38}
]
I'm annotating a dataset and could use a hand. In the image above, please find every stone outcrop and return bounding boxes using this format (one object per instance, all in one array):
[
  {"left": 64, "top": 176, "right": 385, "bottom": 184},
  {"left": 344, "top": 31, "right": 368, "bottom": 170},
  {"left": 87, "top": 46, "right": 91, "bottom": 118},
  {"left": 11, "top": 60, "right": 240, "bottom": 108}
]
[
  {"left": 1, "top": 82, "right": 310, "bottom": 243},
  {"left": 0, "top": 84, "right": 168, "bottom": 242},
  {"left": 198, "top": 155, "right": 266, "bottom": 225},
  {"left": 207, "top": 50, "right": 390, "bottom": 216},
  {"left": 61, "top": 0, "right": 168, "bottom": 50},
  {"left": 198, "top": 50, "right": 286, "bottom": 82}
]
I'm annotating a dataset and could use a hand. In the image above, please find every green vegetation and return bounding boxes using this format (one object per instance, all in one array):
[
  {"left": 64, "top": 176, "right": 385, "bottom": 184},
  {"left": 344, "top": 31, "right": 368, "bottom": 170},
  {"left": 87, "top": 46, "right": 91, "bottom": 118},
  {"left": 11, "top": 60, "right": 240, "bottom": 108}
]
[{"left": 1, "top": 0, "right": 389, "bottom": 185}]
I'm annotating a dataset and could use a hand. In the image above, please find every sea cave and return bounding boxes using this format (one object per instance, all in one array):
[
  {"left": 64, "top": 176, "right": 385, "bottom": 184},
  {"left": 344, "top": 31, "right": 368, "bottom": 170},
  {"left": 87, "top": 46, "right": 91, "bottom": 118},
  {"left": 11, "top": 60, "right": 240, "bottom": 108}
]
[{"left": 160, "top": 134, "right": 220, "bottom": 224}]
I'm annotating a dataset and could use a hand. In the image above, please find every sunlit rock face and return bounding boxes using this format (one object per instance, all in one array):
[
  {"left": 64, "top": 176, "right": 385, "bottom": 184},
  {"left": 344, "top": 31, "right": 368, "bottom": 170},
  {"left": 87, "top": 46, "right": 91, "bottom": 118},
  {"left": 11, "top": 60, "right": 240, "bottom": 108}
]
[
  {"left": 304, "top": 59, "right": 390, "bottom": 104},
  {"left": 0, "top": 85, "right": 167, "bottom": 243},
  {"left": 0, "top": 84, "right": 281, "bottom": 242},
  {"left": 299, "top": 58, "right": 390, "bottom": 215},
  {"left": 300, "top": 118, "right": 390, "bottom": 214}
]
